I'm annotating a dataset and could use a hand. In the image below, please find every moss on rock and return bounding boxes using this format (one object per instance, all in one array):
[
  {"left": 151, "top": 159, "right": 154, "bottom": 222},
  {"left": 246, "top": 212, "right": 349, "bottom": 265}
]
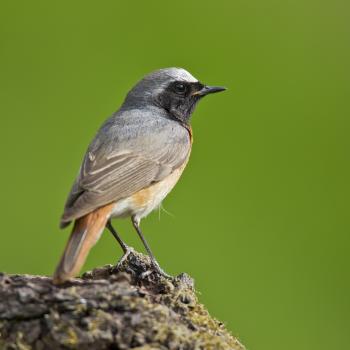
[{"left": 0, "top": 250, "right": 245, "bottom": 350}]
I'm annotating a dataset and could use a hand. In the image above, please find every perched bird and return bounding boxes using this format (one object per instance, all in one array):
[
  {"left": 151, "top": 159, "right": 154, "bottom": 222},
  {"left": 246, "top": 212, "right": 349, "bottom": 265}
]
[{"left": 53, "top": 68, "right": 225, "bottom": 284}]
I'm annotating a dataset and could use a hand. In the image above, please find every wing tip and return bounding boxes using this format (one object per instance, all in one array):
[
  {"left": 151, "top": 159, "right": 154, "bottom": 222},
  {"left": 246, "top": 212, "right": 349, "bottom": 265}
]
[{"left": 59, "top": 220, "right": 71, "bottom": 229}]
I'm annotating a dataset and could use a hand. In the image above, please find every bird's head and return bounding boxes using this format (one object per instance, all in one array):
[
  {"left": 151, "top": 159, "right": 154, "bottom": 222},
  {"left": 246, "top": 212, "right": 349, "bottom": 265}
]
[{"left": 122, "top": 67, "right": 226, "bottom": 124}]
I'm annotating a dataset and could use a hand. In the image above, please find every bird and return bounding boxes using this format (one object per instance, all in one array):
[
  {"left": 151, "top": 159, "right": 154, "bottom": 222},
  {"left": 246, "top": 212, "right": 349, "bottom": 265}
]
[{"left": 53, "top": 67, "right": 226, "bottom": 284}]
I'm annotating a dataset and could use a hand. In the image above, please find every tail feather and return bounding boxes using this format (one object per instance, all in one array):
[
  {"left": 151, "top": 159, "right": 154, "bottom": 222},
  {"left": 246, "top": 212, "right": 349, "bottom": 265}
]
[{"left": 53, "top": 203, "right": 114, "bottom": 284}]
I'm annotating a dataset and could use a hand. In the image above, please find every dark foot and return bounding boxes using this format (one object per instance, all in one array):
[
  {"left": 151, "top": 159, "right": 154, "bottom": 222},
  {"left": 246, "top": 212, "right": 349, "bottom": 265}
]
[
  {"left": 150, "top": 259, "right": 172, "bottom": 279},
  {"left": 130, "top": 216, "right": 172, "bottom": 279},
  {"left": 116, "top": 246, "right": 134, "bottom": 269}
]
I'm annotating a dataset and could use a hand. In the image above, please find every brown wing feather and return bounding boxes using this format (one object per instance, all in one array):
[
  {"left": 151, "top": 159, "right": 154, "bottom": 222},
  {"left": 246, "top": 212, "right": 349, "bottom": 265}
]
[{"left": 60, "top": 116, "right": 191, "bottom": 227}]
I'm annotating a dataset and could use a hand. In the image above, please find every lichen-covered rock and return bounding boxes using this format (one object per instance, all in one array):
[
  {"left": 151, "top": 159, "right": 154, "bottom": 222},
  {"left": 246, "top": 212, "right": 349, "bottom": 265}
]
[{"left": 0, "top": 250, "right": 245, "bottom": 350}]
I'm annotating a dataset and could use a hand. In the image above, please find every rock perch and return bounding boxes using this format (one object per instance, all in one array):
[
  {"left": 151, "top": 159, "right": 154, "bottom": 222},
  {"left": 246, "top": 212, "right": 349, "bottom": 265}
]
[{"left": 0, "top": 250, "right": 245, "bottom": 350}]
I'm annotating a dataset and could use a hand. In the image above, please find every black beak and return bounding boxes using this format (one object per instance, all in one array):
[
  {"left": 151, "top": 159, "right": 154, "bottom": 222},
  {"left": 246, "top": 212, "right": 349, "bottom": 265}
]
[{"left": 194, "top": 85, "right": 227, "bottom": 97}]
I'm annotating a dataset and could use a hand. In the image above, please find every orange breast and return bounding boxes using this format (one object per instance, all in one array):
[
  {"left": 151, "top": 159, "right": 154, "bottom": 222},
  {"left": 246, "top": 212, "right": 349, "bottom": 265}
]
[
  {"left": 112, "top": 130, "right": 193, "bottom": 220},
  {"left": 131, "top": 163, "right": 186, "bottom": 209}
]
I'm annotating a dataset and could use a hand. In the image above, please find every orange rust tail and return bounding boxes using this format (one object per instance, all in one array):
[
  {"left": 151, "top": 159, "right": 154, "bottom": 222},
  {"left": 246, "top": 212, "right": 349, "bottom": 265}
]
[{"left": 53, "top": 203, "right": 114, "bottom": 284}]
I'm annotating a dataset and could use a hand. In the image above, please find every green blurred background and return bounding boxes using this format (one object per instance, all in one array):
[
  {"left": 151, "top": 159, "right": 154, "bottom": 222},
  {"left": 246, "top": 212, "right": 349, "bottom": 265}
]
[{"left": 1, "top": 1, "right": 349, "bottom": 349}]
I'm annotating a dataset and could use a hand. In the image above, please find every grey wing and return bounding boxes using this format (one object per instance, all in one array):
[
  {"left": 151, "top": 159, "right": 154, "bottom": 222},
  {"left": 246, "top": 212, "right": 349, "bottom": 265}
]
[{"left": 60, "top": 114, "right": 191, "bottom": 227}]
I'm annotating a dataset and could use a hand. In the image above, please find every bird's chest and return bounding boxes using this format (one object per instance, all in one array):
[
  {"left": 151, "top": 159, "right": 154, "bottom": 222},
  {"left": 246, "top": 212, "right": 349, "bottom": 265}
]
[{"left": 111, "top": 161, "right": 188, "bottom": 220}]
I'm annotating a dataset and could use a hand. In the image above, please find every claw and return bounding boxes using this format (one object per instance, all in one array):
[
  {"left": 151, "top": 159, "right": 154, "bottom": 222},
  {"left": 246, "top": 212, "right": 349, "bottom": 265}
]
[
  {"left": 151, "top": 260, "right": 173, "bottom": 279},
  {"left": 116, "top": 246, "right": 134, "bottom": 269}
]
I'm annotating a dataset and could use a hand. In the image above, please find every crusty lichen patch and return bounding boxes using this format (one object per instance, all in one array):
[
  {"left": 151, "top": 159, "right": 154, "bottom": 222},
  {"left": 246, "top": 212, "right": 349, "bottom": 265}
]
[{"left": 0, "top": 251, "right": 245, "bottom": 350}]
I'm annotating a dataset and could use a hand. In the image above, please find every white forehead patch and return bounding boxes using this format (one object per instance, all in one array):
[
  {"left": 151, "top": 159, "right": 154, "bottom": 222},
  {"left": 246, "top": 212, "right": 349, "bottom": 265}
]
[
  {"left": 167, "top": 68, "right": 198, "bottom": 83},
  {"left": 152, "top": 67, "right": 198, "bottom": 83},
  {"left": 139, "top": 68, "right": 199, "bottom": 93}
]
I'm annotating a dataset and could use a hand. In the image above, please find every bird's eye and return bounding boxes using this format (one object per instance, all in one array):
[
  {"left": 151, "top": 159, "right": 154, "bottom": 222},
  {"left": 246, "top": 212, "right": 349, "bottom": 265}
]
[{"left": 174, "top": 82, "right": 187, "bottom": 94}]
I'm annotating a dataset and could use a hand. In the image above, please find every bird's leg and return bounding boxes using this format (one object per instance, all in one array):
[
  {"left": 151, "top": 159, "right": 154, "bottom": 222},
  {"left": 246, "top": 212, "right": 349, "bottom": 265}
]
[
  {"left": 131, "top": 216, "right": 172, "bottom": 278},
  {"left": 106, "top": 220, "right": 129, "bottom": 254},
  {"left": 107, "top": 220, "right": 135, "bottom": 269}
]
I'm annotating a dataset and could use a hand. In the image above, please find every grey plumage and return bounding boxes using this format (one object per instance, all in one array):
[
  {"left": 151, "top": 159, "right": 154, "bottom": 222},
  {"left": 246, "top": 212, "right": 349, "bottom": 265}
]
[
  {"left": 60, "top": 68, "right": 196, "bottom": 228},
  {"left": 61, "top": 108, "right": 190, "bottom": 227},
  {"left": 54, "top": 67, "right": 226, "bottom": 283}
]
